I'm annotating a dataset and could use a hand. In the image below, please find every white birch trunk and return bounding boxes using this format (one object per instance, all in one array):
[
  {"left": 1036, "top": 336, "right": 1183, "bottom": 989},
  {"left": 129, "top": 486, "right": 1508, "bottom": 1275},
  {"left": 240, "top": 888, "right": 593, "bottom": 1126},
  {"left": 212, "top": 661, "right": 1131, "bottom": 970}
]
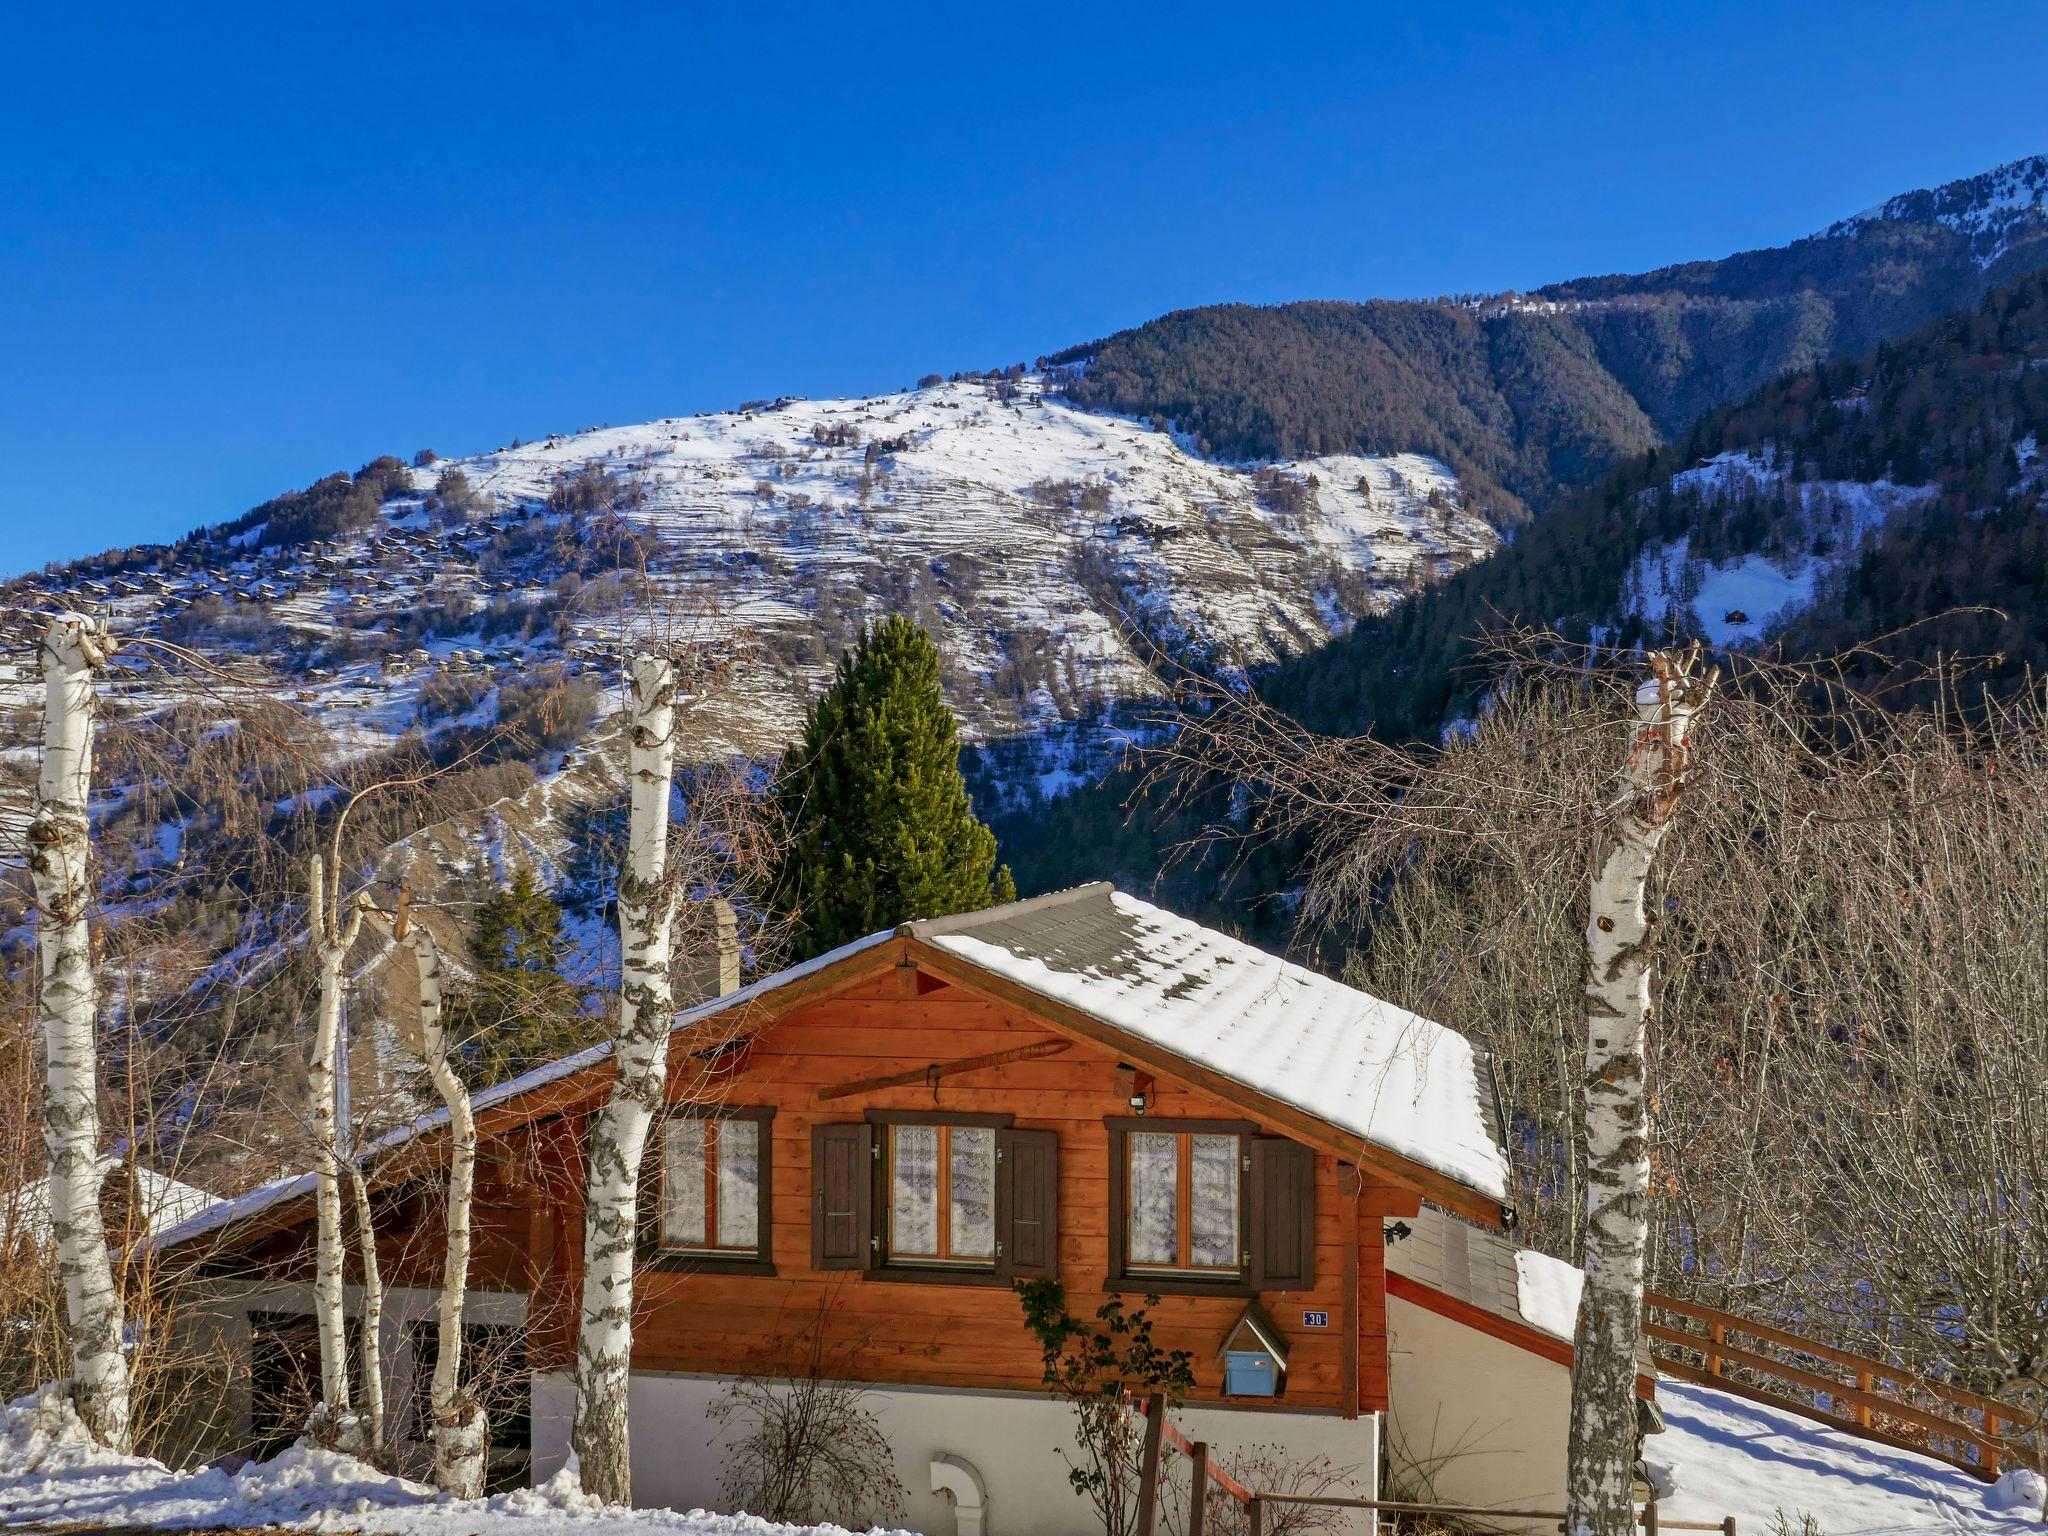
[
  {"left": 1566, "top": 652, "right": 1711, "bottom": 1536},
  {"left": 571, "top": 654, "right": 677, "bottom": 1504},
  {"left": 345, "top": 1161, "right": 385, "bottom": 1455},
  {"left": 306, "top": 854, "right": 366, "bottom": 1454},
  {"left": 366, "top": 897, "right": 487, "bottom": 1496},
  {"left": 28, "top": 614, "right": 130, "bottom": 1451}
]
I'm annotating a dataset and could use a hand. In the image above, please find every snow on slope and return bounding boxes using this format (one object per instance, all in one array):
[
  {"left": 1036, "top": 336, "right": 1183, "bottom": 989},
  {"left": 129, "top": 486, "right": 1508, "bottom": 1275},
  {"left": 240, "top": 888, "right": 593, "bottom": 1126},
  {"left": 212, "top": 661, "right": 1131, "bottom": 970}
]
[
  {"left": 1653, "top": 1379, "right": 2043, "bottom": 1531},
  {"left": 1621, "top": 450, "right": 1936, "bottom": 647},
  {"left": 429, "top": 376, "right": 1491, "bottom": 733},
  {"left": 1819, "top": 153, "right": 2048, "bottom": 269}
]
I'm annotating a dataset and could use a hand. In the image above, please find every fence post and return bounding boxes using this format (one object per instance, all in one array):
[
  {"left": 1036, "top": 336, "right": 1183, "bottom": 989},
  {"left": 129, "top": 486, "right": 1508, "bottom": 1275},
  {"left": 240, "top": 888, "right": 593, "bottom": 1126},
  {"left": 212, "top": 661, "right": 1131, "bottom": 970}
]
[
  {"left": 1642, "top": 1498, "right": 1658, "bottom": 1536},
  {"left": 1187, "top": 1441, "right": 1208, "bottom": 1536},
  {"left": 1722, "top": 1518, "right": 1738, "bottom": 1536},
  {"left": 1981, "top": 1411, "right": 2000, "bottom": 1475},
  {"left": 1707, "top": 1320, "right": 1725, "bottom": 1377},
  {"left": 1854, "top": 1368, "right": 1873, "bottom": 1427},
  {"left": 1135, "top": 1391, "right": 1166, "bottom": 1536},
  {"left": 1248, "top": 1497, "right": 1263, "bottom": 1536}
]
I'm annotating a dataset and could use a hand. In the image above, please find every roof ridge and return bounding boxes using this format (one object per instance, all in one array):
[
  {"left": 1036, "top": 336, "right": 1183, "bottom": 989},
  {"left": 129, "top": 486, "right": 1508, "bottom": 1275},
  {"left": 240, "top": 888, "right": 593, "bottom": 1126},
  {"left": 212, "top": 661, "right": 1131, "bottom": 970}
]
[{"left": 900, "top": 880, "right": 1114, "bottom": 938}]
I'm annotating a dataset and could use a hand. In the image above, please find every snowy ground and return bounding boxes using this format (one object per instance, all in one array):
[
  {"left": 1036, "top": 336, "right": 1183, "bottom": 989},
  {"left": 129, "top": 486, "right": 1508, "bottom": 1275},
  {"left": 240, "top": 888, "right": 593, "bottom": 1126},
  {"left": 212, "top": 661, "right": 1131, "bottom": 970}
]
[
  {"left": 3, "top": 1380, "right": 2040, "bottom": 1535},
  {"left": 1653, "top": 1381, "right": 2044, "bottom": 1532},
  {"left": 0, "top": 1389, "right": 914, "bottom": 1536}
]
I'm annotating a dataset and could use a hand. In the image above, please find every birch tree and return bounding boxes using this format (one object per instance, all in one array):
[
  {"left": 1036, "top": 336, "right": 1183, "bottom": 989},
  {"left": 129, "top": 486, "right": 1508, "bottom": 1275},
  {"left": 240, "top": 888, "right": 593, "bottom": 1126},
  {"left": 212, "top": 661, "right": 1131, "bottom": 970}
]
[
  {"left": 305, "top": 851, "right": 368, "bottom": 1453},
  {"left": 1565, "top": 649, "right": 1712, "bottom": 1536},
  {"left": 27, "top": 613, "right": 130, "bottom": 1450},
  {"left": 360, "top": 890, "right": 487, "bottom": 1496},
  {"left": 572, "top": 652, "right": 679, "bottom": 1503}
]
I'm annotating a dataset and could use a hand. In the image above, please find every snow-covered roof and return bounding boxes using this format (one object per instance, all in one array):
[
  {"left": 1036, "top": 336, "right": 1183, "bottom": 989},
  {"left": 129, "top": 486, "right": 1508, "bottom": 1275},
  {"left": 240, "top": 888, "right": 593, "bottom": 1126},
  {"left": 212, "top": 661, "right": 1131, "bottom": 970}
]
[
  {"left": 2, "top": 1157, "right": 221, "bottom": 1245},
  {"left": 157, "top": 882, "right": 1510, "bottom": 1252},
  {"left": 908, "top": 884, "right": 1510, "bottom": 1203}
]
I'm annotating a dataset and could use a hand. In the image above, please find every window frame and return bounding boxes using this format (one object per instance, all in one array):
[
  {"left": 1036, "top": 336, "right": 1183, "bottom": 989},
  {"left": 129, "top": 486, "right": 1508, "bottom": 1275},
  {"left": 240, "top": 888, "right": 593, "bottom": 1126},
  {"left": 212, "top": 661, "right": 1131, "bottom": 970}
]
[
  {"left": 1105, "top": 1116, "right": 1260, "bottom": 1297},
  {"left": 641, "top": 1104, "right": 776, "bottom": 1275},
  {"left": 863, "top": 1109, "right": 1015, "bottom": 1287}
]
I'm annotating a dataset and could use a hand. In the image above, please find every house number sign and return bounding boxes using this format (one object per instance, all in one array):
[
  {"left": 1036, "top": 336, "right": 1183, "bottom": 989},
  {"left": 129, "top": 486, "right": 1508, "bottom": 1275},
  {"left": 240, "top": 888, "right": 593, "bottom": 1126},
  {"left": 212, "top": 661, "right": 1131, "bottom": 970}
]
[{"left": 1301, "top": 1310, "right": 1330, "bottom": 1328}]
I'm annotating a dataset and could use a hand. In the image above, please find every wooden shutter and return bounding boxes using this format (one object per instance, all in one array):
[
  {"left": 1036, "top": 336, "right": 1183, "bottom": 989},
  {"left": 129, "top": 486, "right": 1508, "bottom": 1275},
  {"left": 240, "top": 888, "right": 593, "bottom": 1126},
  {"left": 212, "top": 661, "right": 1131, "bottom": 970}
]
[
  {"left": 1250, "top": 1136, "right": 1315, "bottom": 1290},
  {"left": 998, "top": 1128, "right": 1059, "bottom": 1279},
  {"left": 811, "top": 1122, "right": 873, "bottom": 1270}
]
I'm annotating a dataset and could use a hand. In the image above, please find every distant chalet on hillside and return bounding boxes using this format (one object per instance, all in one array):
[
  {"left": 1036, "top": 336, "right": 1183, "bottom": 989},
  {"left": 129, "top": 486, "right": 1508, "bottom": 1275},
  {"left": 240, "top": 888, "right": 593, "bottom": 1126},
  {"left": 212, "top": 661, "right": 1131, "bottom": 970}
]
[{"left": 152, "top": 883, "right": 1640, "bottom": 1528}]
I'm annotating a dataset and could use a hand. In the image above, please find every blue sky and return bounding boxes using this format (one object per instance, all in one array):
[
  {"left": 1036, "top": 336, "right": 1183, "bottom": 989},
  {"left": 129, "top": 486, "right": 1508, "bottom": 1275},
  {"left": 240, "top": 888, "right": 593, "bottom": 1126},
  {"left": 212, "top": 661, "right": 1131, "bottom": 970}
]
[{"left": 3, "top": 1, "right": 2043, "bottom": 575}]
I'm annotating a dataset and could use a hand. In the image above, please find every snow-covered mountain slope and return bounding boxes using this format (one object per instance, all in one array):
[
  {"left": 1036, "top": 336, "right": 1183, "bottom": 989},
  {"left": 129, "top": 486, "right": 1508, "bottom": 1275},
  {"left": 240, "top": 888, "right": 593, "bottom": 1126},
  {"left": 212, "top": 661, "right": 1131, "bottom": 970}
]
[
  {"left": 419, "top": 377, "right": 1492, "bottom": 734},
  {"left": 1619, "top": 449, "right": 1938, "bottom": 646},
  {"left": 8, "top": 377, "right": 1493, "bottom": 782},
  {"left": 1820, "top": 153, "right": 2048, "bottom": 270}
]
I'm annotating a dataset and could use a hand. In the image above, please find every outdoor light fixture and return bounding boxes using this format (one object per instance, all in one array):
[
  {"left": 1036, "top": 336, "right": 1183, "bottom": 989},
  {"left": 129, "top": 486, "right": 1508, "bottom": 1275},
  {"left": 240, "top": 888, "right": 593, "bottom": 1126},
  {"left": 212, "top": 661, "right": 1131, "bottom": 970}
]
[{"left": 1114, "top": 1063, "right": 1154, "bottom": 1116}]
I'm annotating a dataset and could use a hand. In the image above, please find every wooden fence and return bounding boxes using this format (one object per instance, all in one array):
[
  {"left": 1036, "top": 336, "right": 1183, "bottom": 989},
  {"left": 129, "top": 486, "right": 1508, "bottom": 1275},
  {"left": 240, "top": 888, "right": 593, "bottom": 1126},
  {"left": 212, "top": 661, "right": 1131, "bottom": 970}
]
[
  {"left": 1644, "top": 1289, "right": 2041, "bottom": 1480},
  {"left": 1134, "top": 1394, "right": 1728, "bottom": 1535}
]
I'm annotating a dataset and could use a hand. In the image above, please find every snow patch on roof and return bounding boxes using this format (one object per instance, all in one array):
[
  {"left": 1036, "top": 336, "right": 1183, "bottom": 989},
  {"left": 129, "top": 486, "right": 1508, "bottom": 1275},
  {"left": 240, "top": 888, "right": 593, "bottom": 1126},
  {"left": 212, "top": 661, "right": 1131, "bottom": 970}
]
[
  {"left": 917, "top": 886, "right": 1509, "bottom": 1201},
  {"left": 1512, "top": 1248, "right": 1584, "bottom": 1342},
  {"left": 1, "top": 1158, "right": 220, "bottom": 1246}
]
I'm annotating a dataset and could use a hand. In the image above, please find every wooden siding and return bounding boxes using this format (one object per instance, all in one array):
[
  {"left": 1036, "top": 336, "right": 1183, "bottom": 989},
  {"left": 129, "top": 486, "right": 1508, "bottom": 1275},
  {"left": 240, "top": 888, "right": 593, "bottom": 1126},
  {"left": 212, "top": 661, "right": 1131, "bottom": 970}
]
[{"left": 492, "top": 966, "right": 1402, "bottom": 1415}]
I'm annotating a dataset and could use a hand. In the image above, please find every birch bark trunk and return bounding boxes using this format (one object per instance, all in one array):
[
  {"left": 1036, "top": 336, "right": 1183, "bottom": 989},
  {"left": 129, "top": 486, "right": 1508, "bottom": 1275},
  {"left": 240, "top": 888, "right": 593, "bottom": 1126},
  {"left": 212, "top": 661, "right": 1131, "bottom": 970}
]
[
  {"left": 365, "top": 895, "right": 487, "bottom": 1495},
  {"left": 306, "top": 853, "right": 366, "bottom": 1453},
  {"left": 346, "top": 1161, "right": 385, "bottom": 1454},
  {"left": 572, "top": 654, "right": 677, "bottom": 1504},
  {"left": 1566, "top": 650, "right": 1712, "bottom": 1536},
  {"left": 29, "top": 614, "right": 130, "bottom": 1451}
]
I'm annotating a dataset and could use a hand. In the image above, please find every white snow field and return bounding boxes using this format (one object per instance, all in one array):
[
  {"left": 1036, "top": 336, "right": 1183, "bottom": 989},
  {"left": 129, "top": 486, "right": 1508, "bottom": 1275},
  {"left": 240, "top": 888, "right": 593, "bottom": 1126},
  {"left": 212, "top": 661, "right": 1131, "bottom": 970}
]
[
  {"left": 4, "top": 1377, "right": 2040, "bottom": 1534},
  {"left": 1622, "top": 450, "right": 1937, "bottom": 647},
  {"left": 0, "top": 1388, "right": 917, "bottom": 1536},
  {"left": 1652, "top": 1380, "right": 2044, "bottom": 1532}
]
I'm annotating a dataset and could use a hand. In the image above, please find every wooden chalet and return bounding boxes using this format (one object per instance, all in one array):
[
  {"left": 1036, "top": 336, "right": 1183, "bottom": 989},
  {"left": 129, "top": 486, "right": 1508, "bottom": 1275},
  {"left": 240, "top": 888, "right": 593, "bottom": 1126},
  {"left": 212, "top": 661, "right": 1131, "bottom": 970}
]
[{"left": 158, "top": 883, "right": 1640, "bottom": 1531}]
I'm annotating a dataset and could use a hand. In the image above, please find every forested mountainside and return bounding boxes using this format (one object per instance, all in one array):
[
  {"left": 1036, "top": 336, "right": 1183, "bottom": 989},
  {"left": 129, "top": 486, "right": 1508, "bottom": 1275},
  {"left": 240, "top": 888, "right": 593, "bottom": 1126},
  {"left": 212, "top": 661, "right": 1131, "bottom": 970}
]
[
  {"left": 1050, "top": 155, "right": 2048, "bottom": 525},
  {"left": 1006, "top": 265, "right": 2048, "bottom": 921},
  {"left": 6, "top": 152, "right": 2045, "bottom": 1110}
]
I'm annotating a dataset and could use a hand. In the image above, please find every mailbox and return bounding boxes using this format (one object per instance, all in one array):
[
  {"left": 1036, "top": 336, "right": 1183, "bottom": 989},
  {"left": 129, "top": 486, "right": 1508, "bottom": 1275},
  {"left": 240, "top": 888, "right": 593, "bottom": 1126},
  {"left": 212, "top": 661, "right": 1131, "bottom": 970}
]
[{"left": 1216, "top": 1301, "right": 1289, "bottom": 1399}]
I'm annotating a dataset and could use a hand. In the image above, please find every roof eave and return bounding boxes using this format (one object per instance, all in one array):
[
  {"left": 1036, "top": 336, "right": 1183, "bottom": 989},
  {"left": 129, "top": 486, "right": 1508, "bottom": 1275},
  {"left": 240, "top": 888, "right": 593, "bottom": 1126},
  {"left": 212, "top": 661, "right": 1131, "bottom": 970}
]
[{"left": 903, "top": 937, "right": 1509, "bottom": 1227}]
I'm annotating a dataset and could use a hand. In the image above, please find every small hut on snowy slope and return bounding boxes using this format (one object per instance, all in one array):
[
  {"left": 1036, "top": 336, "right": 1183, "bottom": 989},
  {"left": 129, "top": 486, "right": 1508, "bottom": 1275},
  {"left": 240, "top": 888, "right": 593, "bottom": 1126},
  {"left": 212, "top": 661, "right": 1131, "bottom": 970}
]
[{"left": 153, "top": 884, "right": 1646, "bottom": 1528}]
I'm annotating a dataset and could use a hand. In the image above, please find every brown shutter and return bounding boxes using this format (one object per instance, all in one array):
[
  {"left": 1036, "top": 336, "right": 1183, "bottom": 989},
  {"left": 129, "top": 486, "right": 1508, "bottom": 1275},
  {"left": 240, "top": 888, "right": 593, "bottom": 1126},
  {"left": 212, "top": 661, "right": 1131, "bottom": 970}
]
[
  {"left": 998, "top": 1128, "right": 1059, "bottom": 1279},
  {"left": 811, "top": 1122, "right": 874, "bottom": 1270},
  {"left": 1250, "top": 1136, "right": 1315, "bottom": 1291}
]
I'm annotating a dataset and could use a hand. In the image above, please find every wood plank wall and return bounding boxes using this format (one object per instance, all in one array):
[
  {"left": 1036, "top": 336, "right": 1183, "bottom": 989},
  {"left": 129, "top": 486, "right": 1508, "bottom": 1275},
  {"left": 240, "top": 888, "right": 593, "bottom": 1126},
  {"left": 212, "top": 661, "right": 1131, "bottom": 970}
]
[{"left": 498, "top": 969, "right": 1406, "bottom": 1415}]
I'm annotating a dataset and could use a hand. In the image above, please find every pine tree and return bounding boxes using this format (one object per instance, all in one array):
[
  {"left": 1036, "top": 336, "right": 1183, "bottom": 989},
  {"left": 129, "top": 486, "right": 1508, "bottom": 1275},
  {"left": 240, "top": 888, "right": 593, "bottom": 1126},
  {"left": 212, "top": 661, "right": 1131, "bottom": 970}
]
[
  {"left": 445, "top": 870, "right": 593, "bottom": 1088},
  {"left": 771, "top": 616, "right": 1015, "bottom": 959}
]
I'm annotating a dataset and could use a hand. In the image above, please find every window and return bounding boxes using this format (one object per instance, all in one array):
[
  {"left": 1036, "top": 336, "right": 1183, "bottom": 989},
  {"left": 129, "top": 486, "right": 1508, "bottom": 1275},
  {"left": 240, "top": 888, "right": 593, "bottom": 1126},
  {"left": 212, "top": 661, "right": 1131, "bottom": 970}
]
[
  {"left": 646, "top": 1107, "right": 774, "bottom": 1271},
  {"left": 1107, "top": 1120, "right": 1316, "bottom": 1295},
  {"left": 249, "top": 1312, "right": 361, "bottom": 1460},
  {"left": 1125, "top": 1128, "right": 1244, "bottom": 1275},
  {"left": 887, "top": 1122, "right": 996, "bottom": 1265},
  {"left": 407, "top": 1321, "right": 530, "bottom": 1454},
  {"left": 812, "top": 1113, "right": 1057, "bottom": 1283}
]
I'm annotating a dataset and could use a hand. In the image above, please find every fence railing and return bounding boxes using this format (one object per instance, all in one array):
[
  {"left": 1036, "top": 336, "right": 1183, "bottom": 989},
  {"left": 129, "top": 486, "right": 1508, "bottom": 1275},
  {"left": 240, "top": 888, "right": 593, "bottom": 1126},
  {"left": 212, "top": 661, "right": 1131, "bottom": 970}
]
[
  {"left": 1644, "top": 1289, "right": 2040, "bottom": 1480},
  {"left": 1245, "top": 1491, "right": 1732, "bottom": 1535},
  {"left": 1134, "top": 1394, "right": 1731, "bottom": 1536}
]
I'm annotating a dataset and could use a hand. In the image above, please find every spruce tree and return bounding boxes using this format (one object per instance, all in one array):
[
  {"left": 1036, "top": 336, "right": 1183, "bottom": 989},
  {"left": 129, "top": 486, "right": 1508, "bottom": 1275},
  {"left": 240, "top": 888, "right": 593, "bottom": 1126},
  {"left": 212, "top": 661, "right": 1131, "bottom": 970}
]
[
  {"left": 771, "top": 615, "right": 1015, "bottom": 959},
  {"left": 444, "top": 869, "right": 595, "bottom": 1088}
]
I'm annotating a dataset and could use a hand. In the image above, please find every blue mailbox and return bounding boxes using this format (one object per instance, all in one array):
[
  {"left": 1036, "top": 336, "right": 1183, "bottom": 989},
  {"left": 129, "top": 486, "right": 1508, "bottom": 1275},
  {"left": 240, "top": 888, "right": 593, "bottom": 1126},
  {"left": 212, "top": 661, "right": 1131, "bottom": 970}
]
[{"left": 1216, "top": 1301, "right": 1289, "bottom": 1399}]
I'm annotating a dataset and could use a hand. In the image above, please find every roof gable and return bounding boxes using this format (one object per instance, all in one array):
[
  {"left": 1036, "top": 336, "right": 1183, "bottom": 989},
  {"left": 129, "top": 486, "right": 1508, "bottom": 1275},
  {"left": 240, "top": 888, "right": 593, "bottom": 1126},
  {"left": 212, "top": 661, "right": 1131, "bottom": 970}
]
[
  {"left": 157, "top": 885, "right": 1510, "bottom": 1251},
  {"left": 908, "top": 884, "right": 1509, "bottom": 1209}
]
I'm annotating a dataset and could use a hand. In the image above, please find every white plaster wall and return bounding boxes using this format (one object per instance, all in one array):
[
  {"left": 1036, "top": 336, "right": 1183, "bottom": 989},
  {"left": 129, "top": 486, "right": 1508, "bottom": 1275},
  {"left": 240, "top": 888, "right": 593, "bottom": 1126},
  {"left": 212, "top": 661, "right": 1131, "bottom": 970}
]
[
  {"left": 1384, "top": 1296, "right": 1570, "bottom": 1529},
  {"left": 532, "top": 1371, "right": 1381, "bottom": 1536}
]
